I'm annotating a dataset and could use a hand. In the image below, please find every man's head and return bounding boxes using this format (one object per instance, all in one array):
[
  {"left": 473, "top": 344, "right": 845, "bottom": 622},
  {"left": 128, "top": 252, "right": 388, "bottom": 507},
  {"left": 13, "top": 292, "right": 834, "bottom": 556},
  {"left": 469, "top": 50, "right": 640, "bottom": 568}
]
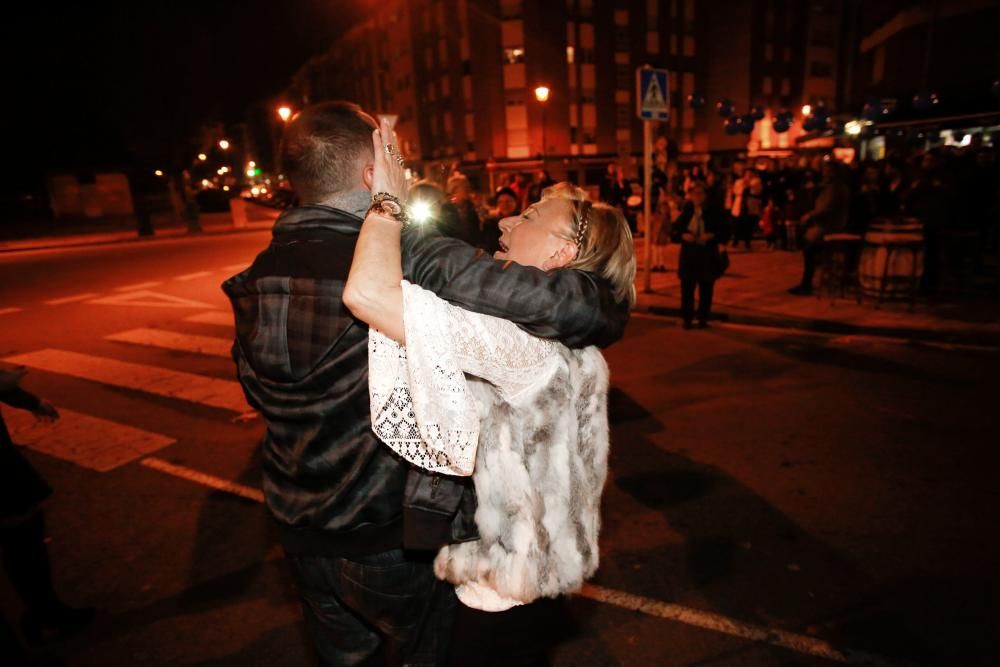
[
  {"left": 279, "top": 101, "right": 377, "bottom": 204},
  {"left": 687, "top": 181, "right": 707, "bottom": 207}
]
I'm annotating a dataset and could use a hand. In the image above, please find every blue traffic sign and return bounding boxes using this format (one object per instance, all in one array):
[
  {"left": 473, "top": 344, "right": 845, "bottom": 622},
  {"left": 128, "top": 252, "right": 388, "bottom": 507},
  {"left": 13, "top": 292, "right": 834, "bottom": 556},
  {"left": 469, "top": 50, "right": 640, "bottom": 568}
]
[{"left": 636, "top": 67, "right": 670, "bottom": 121}]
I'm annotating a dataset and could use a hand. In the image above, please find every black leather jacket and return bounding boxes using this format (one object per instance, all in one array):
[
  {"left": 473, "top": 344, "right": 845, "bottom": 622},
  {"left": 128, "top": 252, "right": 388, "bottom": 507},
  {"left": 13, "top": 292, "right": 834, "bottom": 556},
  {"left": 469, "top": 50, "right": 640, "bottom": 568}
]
[{"left": 223, "top": 205, "right": 628, "bottom": 556}]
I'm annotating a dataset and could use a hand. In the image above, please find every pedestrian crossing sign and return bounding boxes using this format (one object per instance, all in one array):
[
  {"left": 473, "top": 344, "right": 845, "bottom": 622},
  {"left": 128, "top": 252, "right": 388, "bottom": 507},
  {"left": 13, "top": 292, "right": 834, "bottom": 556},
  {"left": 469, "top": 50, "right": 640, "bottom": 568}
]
[{"left": 637, "top": 67, "right": 670, "bottom": 121}]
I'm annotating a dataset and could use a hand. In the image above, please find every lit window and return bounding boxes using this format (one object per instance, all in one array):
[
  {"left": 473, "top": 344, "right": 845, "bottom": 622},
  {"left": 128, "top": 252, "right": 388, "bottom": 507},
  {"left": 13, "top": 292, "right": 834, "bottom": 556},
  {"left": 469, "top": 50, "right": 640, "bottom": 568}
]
[
  {"left": 682, "top": 108, "right": 694, "bottom": 129},
  {"left": 500, "top": 0, "right": 522, "bottom": 18},
  {"left": 762, "top": 76, "right": 773, "bottom": 95},
  {"left": 503, "top": 47, "right": 525, "bottom": 64},
  {"left": 646, "top": 31, "right": 659, "bottom": 54},
  {"left": 567, "top": 46, "right": 575, "bottom": 63},
  {"left": 615, "top": 90, "right": 630, "bottom": 104},
  {"left": 683, "top": 35, "right": 694, "bottom": 56},
  {"left": 615, "top": 51, "right": 629, "bottom": 64},
  {"left": 581, "top": 64, "right": 596, "bottom": 90},
  {"left": 580, "top": 23, "right": 595, "bottom": 48}
]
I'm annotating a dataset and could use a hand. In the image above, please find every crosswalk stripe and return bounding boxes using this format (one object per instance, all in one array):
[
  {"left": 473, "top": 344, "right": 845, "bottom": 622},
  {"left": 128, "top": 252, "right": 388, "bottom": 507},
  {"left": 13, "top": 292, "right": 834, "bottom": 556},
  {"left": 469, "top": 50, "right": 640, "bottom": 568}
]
[
  {"left": 141, "top": 457, "right": 264, "bottom": 502},
  {"left": 175, "top": 271, "right": 213, "bottom": 281},
  {"left": 45, "top": 292, "right": 100, "bottom": 305},
  {"left": 0, "top": 307, "right": 23, "bottom": 316},
  {"left": 115, "top": 281, "right": 163, "bottom": 292},
  {"left": 184, "top": 311, "right": 233, "bottom": 327},
  {"left": 4, "top": 349, "right": 248, "bottom": 413},
  {"left": 105, "top": 328, "right": 232, "bottom": 358},
  {"left": 4, "top": 407, "right": 175, "bottom": 472}
]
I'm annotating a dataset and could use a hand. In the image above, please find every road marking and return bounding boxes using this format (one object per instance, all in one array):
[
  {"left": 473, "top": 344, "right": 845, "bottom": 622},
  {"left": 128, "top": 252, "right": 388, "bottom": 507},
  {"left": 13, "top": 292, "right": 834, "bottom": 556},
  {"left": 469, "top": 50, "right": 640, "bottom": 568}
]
[
  {"left": 45, "top": 292, "right": 100, "bottom": 306},
  {"left": 184, "top": 311, "right": 233, "bottom": 327},
  {"left": 115, "top": 281, "right": 163, "bottom": 292},
  {"left": 5, "top": 407, "right": 174, "bottom": 472},
  {"left": 222, "top": 263, "right": 248, "bottom": 272},
  {"left": 577, "top": 584, "right": 900, "bottom": 665},
  {"left": 105, "top": 328, "right": 232, "bottom": 358},
  {"left": 4, "top": 349, "right": 247, "bottom": 413},
  {"left": 89, "top": 290, "right": 214, "bottom": 309},
  {"left": 0, "top": 307, "right": 23, "bottom": 316},
  {"left": 141, "top": 457, "right": 264, "bottom": 503},
  {"left": 175, "top": 271, "right": 213, "bottom": 281}
]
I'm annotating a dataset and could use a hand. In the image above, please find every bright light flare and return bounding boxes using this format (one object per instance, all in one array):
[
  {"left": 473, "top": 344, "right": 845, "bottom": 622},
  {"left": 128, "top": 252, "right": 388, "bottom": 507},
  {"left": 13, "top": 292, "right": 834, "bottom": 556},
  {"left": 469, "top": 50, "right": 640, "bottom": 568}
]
[
  {"left": 246, "top": 168, "right": 256, "bottom": 177},
  {"left": 409, "top": 200, "right": 434, "bottom": 224},
  {"left": 219, "top": 139, "right": 231, "bottom": 150},
  {"left": 154, "top": 170, "right": 164, "bottom": 177},
  {"left": 277, "top": 106, "right": 292, "bottom": 122},
  {"left": 534, "top": 86, "right": 550, "bottom": 103},
  {"left": 801, "top": 104, "right": 811, "bottom": 116},
  {"left": 197, "top": 153, "right": 207, "bottom": 161},
  {"left": 251, "top": 186, "right": 261, "bottom": 196}
]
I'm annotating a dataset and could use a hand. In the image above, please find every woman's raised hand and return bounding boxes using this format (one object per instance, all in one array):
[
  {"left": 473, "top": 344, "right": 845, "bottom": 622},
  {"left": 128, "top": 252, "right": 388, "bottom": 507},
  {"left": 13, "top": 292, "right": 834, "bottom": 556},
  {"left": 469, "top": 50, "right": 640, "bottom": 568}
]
[{"left": 371, "top": 118, "right": 408, "bottom": 203}]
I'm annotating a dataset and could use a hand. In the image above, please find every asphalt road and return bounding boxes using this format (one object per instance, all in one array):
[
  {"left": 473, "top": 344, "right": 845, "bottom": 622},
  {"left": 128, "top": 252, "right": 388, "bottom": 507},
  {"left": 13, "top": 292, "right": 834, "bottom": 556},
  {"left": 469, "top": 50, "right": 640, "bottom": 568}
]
[{"left": 0, "top": 232, "right": 996, "bottom": 666}]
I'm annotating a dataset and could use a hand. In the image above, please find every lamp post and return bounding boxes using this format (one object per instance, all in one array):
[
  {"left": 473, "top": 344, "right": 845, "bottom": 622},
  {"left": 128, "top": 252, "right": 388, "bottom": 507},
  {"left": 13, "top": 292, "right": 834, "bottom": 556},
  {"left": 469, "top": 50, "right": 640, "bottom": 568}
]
[{"left": 534, "top": 85, "right": 550, "bottom": 165}]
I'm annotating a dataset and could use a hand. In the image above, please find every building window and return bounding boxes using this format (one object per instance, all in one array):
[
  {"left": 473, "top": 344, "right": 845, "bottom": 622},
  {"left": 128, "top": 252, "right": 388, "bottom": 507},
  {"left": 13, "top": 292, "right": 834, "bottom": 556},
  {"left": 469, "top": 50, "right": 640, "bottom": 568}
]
[
  {"left": 781, "top": 77, "right": 791, "bottom": 96},
  {"left": 580, "top": 23, "right": 594, "bottom": 48},
  {"left": 615, "top": 90, "right": 630, "bottom": 104},
  {"left": 569, "top": 103, "right": 579, "bottom": 125},
  {"left": 569, "top": 65, "right": 577, "bottom": 87},
  {"left": 463, "top": 76, "right": 473, "bottom": 100},
  {"left": 646, "top": 31, "right": 659, "bottom": 54},
  {"left": 503, "top": 47, "right": 525, "bottom": 64},
  {"left": 683, "top": 35, "right": 695, "bottom": 56},
  {"left": 444, "top": 113, "right": 453, "bottom": 134},
  {"left": 581, "top": 64, "right": 596, "bottom": 90},
  {"left": 764, "top": 43, "right": 773, "bottom": 61},
  {"left": 461, "top": 36, "right": 470, "bottom": 60},
  {"left": 615, "top": 51, "right": 629, "bottom": 65},
  {"left": 615, "top": 9, "right": 628, "bottom": 26},
  {"left": 670, "top": 34, "right": 678, "bottom": 55},
  {"left": 440, "top": 75, "right": 450, "bottom": 96},
  {"left": 438, "top": 39, "right": 448, "bottom": 64},
  {"left": 582, "top": 102, "right": 597, "bottom": 128},
  {"left": 682, "top": 71, "right": 694, "bottom": 98},
  {"left": 647, "top": 0, "right": 659, "bottom": 20},
  {"left": 566, "top": 22, "right": 576, "bottom": 46},
  {"left": 682, "top": 108, "right": 694, "bottom": 129},
  {"left": 567, "top": 46, "right": 575, "bottom": 63},
  {"left": 809, "top": 61, "right": 833, "bottom": 78},
  {"left": 762, "top": 75, "right": 773, "bottom": 95},
  {"left": 579, "top": 0, "right": 592, "bottom": 18}
]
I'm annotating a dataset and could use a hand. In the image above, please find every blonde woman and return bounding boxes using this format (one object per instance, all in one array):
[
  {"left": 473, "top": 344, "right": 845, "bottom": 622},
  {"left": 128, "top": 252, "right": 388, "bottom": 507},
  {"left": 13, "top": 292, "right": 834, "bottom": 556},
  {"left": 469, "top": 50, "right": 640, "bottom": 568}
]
[{"left": 344, "top": 120, "right": 635, "bottom": 665}]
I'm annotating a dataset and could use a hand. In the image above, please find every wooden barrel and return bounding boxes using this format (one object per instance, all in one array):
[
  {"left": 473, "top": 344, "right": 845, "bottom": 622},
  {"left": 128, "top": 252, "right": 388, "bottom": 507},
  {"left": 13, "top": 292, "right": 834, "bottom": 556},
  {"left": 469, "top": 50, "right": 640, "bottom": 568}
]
[{"left": 858, "top": 227, "right": 925, "bottom": 301}]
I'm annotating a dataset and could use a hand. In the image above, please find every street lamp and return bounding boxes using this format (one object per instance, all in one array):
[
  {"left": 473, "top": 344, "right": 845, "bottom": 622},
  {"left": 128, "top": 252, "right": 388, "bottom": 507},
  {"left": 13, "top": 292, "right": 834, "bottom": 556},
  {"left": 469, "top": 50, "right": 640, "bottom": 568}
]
[
  {"left": 801, "top": 104, "right": 812, "bottom": 117},
  {"left": 277, "top": 106, "right": 292, "bottom": 122},
  {"left": 197, "top": 153, "right": 207, "bottom": 161},
  {"left": 219, "top": 139, "right": 231, "bottom": 151},
  {"left": 534, "top": 86, "right": 550, "bottom": 161}
]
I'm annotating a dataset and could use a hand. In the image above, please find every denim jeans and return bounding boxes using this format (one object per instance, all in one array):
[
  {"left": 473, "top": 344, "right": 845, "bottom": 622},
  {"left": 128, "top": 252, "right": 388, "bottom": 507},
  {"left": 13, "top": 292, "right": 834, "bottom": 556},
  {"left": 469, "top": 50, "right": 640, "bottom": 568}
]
[{"left": 287, "top": 549, "right": 456, "bottom": 667}]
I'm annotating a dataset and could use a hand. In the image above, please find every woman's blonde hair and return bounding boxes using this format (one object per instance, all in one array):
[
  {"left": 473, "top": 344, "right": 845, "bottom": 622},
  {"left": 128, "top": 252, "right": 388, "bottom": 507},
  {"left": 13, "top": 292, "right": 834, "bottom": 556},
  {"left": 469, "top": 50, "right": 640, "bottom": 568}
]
[{"left": 542, "top": 182, "right": 637, "bottom": 308}]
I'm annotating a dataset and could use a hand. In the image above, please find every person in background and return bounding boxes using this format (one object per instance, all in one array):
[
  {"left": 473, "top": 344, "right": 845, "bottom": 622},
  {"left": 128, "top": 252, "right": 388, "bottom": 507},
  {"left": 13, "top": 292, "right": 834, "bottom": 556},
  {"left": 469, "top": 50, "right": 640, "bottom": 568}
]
[
  {"left": 443, "top": 174, "right": 482, "bottom": 245},
  {"left": 788, "top": 160, "right": 850, "bottom": 296},
  {"left": 479, "top": 187, "right": 520, "bottom": 254},
  {"left": 737, "top": 171, "right": 764, "bottom": 251},
  {"left": 651, "top": 186, "right": 674, "bottom": 272},
  {"left": 1, "top": 367, "right": 95, "bottom": 653},
  {"left": 525, "top": 169, "right": 556, "bottom": 205},
  {"left": 672, "top": 181, "right": 730, "bottom": 329}
]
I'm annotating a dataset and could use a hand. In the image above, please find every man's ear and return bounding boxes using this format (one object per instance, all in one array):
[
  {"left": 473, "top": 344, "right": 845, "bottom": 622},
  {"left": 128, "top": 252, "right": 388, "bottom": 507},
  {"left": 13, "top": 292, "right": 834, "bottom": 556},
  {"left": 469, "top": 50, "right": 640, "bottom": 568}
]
[
  {"left": 362, "top": 162, "right": 374, "bottom": 191},
  {"left": 542, "top": 239, "right": 578, "bottom": 270}
]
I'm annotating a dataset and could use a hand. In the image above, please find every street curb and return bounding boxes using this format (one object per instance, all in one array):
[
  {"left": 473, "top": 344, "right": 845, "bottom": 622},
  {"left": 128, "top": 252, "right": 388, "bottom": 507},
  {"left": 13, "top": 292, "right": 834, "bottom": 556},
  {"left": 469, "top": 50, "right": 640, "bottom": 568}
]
[
  {"left": 637, "top": 303, "right": 1000, "bottom": 349},
  {"left": 0, "top": 223, "right": 273, "bottom": 255}
]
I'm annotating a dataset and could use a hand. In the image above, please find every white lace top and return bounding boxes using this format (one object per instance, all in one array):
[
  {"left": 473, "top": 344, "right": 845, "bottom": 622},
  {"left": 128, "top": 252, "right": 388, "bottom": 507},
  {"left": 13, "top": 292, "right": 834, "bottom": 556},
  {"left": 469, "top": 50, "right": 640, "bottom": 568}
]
[
  {"left": 368, "top": 280, "right": 561, "bottom": 477},
  {"left": 368, "top": 280, "right": 565, "bottom": 611}
]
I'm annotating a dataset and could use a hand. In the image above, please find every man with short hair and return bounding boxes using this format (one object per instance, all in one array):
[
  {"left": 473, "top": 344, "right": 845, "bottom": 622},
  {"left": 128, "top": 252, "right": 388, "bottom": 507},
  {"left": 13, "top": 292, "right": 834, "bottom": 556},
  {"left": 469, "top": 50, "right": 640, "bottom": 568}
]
[{"left": 222, "top": 101, "right": 628, "bottom": 666}]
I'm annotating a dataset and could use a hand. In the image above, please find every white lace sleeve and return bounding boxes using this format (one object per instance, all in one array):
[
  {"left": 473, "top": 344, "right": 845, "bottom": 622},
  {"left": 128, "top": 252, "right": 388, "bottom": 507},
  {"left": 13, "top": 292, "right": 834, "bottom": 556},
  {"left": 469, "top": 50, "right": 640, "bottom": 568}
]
[{"left": 368, "top": 280, "right": 558, "bottom": 477}]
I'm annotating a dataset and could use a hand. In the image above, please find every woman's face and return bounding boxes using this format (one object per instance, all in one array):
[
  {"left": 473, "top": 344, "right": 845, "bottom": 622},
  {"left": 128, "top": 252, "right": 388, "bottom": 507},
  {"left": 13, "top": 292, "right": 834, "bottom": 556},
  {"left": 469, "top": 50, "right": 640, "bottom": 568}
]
[
  {"left": 496, "top": 198, "right": 576, "bottom": 270},
  {"left": 496, "top": 193, "right": 518, "bottom": 217}
]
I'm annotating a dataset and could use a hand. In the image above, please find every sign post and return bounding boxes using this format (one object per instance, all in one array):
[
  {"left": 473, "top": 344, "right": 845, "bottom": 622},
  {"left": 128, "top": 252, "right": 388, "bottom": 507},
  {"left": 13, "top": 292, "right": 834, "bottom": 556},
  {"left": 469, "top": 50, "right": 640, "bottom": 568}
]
[{"left": 636, "top": 66, "right": 670, "bottom": 294}]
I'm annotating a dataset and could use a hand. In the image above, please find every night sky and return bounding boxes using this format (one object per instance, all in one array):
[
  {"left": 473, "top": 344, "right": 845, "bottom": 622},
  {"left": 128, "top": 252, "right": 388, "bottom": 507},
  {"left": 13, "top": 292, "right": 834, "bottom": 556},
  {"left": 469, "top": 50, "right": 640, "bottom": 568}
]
[{"left": 2, "top": 1, "right": 363, "bottom": 192}]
